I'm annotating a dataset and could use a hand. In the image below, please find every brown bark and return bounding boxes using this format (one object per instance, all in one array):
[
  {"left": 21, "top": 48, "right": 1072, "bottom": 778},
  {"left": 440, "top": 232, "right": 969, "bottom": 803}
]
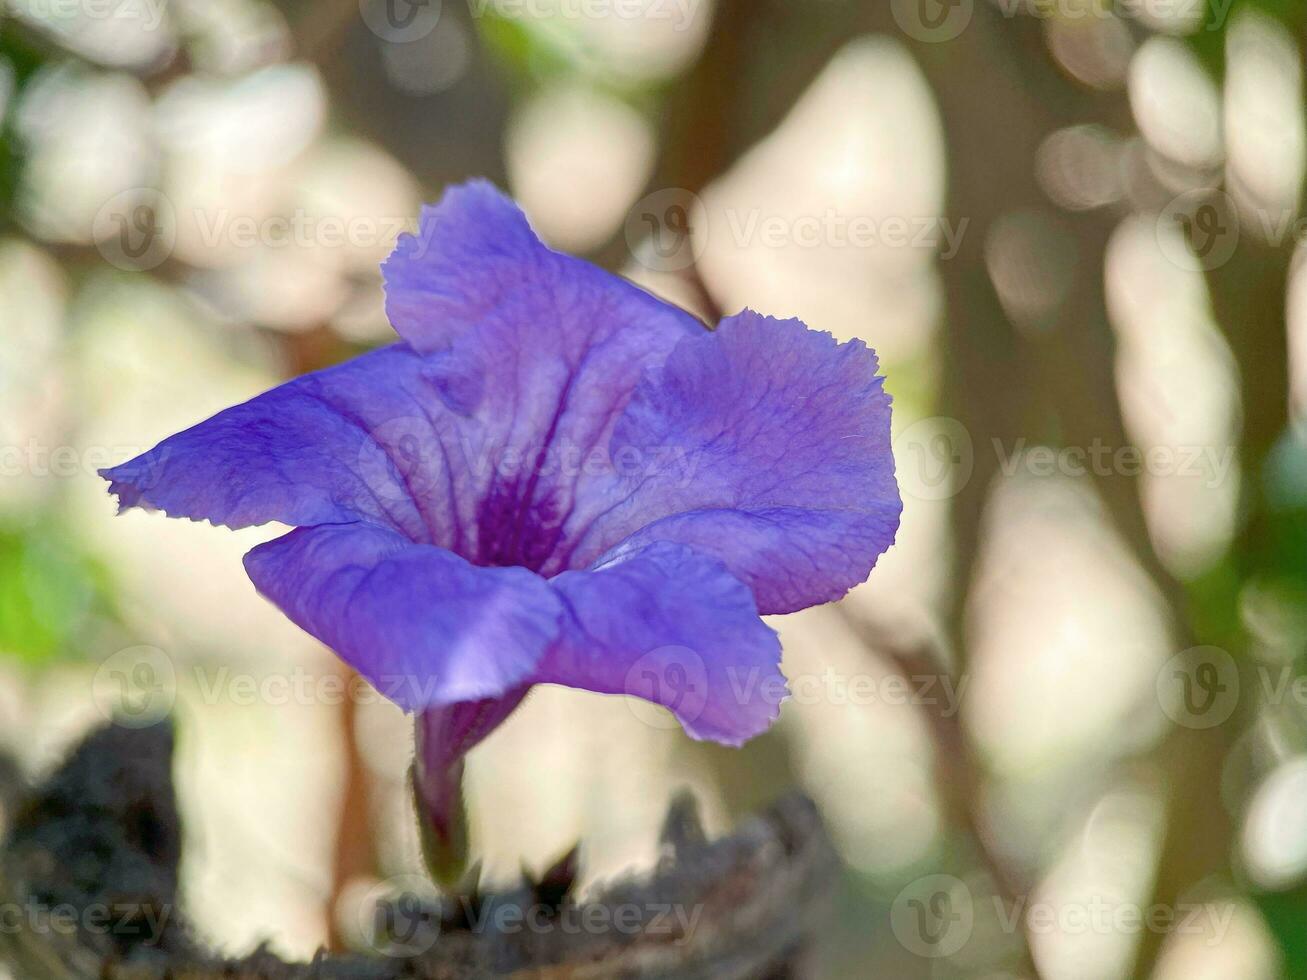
[{"left": 0, "top": 722, "right": 838, "bottom": 979}]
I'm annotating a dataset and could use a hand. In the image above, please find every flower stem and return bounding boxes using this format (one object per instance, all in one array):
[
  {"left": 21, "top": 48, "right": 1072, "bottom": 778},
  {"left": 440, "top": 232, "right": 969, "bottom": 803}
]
[
  {"left": 411, "top": 690, "right": 530, "bottom": 889},
  {"left": 410, "top": 748, "right": 469, "bottom": 888}
]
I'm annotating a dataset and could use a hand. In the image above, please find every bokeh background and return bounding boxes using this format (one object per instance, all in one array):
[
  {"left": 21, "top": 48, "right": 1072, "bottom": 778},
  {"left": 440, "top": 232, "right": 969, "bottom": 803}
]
[{"left": 2, "top": 0, "right": 1307, "bottom": 976}]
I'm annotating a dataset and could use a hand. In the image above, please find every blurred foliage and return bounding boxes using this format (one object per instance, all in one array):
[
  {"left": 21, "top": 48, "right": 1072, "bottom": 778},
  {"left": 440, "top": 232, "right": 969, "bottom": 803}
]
[
  {"left": 0, "top": 522, "right": 105, "bottom": 665},
  {"left": 478, "top": 12, "right": 596, "bottom": 88},
  {"left": 1184, "top": 0, "right": 1305, "bottom": 73},
  {"left": 0, "top": 30, "right": 45, "bottom": 224},
  {"left": 1256, "top": 887, "right": 1307, "bottom": 980}
]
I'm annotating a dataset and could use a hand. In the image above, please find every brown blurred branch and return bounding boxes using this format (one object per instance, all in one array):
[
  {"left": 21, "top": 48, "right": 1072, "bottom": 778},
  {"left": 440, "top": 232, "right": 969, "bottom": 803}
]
[
  {"left": 289, "top": 0, "right": 365, "bottom": 61},
  {"left": 0, "top": 722, "right": 838, "bottom": 979},
  {"left": 585, "top": 0, "right": 762, "bottom": 319},
  {"left": 327, "top": 668, "right": 377, "bottom": 952},
  {"left": 836, "top": 607, "right": 1042, "bottom": 978}
]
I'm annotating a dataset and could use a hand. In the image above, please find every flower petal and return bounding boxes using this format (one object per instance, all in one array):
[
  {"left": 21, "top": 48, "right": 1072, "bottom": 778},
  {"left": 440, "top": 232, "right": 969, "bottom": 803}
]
[
  {"left": 244, "top": 523, "right": 563, "bottom": 710},
  {"left": 536, "top": 542, "right": 785, "bottom": 745},
  {"left": 382, "top": 179, "right": 701, "bottom": 355},
  {"left": 100, "top": 344, "right": 476, "bottom": 544},
  {"left": 382, "top": 180, "right": 704, "bottom": 569},
  {"left": 560, "top": 311, "right": 901, "bottom": 614}
]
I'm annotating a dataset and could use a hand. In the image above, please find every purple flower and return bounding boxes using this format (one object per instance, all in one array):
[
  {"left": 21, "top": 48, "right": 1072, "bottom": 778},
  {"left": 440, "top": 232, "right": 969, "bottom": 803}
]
[{"left": 101, "top": 182, "right": 900, "bottom": 861}]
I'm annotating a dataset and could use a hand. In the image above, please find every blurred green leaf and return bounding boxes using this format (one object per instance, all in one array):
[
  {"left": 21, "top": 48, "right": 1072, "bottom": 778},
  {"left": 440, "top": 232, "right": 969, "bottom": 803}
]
[
  {"left": 1185, "top": 0, "right": 1307, "bottom": 78},
  {"left": 473, "top": 8, "right": 668, "bottom": 106},
  {"left": 476, "top": 11, "right": 591, "bottom": 88},
  {"left": 1256, "top": 886, "right": 1307, "bottom": 980},
  {"left": 0, "top": 25, "right": 49, "bottom": 227},
  {"left": 1258, "top": 427, "right": 1307, "bottom": 586},
  {"left": 1186, "top": 555, "right": 1244, "bottom": 649},
  {"left": 0, "top": 524, "right": 100, "bottom": 665}
]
